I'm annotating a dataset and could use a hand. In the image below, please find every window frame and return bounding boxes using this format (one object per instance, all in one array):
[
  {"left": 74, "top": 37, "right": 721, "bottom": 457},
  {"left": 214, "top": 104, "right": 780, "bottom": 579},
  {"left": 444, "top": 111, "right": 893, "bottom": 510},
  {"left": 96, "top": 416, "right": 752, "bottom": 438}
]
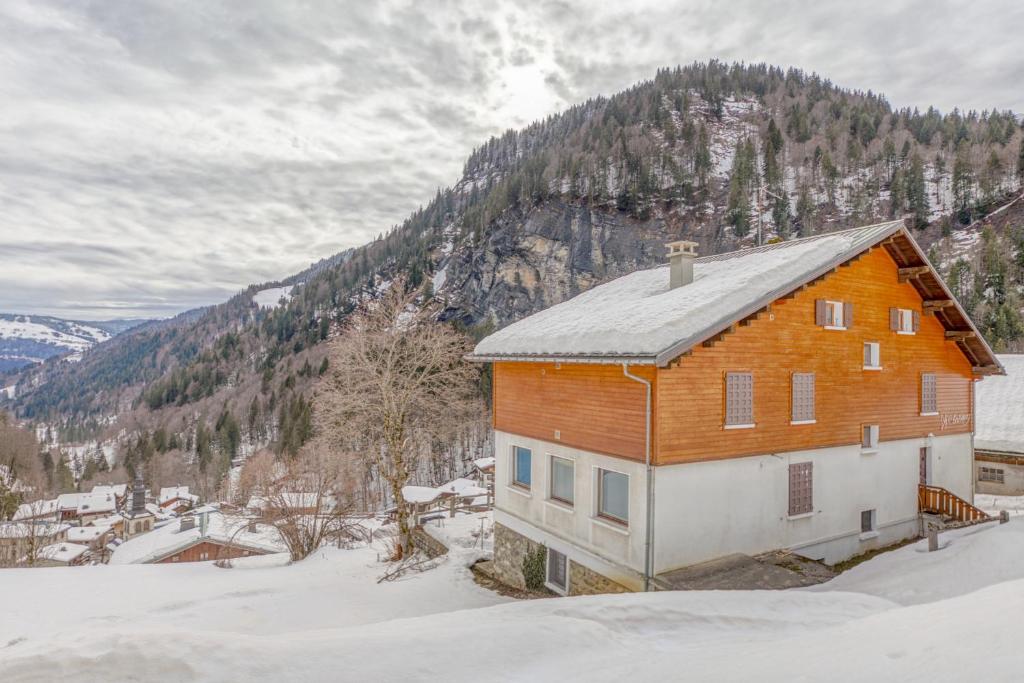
[
  {"left": 860, "top": 509, "right": 878, "bottom": 539},
  {"left": 897, "top": 308, "right": 916, "bottom": 335},
  {"left": 549, "top": 455, "right": 575, "bottom": 507},
  {"left": 545, "top": 547, "right": 568, "bottom": 595},
  {"left": 863, "top": 342, "right": 881, "bottom": 370},
  {"left": 511, "top": 445, "right": 532, "bottom": 490},
  {"left": 596, "top": 467, "right": 629, "bottom": 526},
  {"left": 790, "top": 372, "right": 816, "bottom": 425},
  {"left": 979, "top": 466, "right": 1005, "bottom": 484},
  {"left": 823, "top": 300, "right": 846, "bottom": 330},
  {"left": 861, "top": 424, "right": 880, "bottom": 451},
  {"left": 724, "top": 371, "right": 755, "bottom": 429},
  {"left": 920, "top": 373, "right": 938, "bottom": 416}
]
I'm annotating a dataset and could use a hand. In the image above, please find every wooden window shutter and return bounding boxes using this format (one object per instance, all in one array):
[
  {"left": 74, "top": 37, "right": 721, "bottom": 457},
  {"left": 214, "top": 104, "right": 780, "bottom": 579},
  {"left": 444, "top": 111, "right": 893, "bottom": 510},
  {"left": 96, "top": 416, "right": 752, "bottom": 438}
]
[
  {"left": 792, "top": 373, "right": 815, "bottom": 422},
  {"left": 843, "top": 302, "right": 853, "bottom": 328},
  {"left": 921, "top": 373, "right": 937, "bottom": 414},
  {"left": 815, "top": 299, "right": 826, "bottom": 326},
  {"left": 788, "top": 462, "right": 813, "bottom": 516},
  {"left": 726, "top": 372, "right": 753, "bottom": 426},
  {"left": 912, "top": 310, "right": 921, "bottom": 332},
  {"left": 889, "top": 307, "right": 899, "bottom": 331}
]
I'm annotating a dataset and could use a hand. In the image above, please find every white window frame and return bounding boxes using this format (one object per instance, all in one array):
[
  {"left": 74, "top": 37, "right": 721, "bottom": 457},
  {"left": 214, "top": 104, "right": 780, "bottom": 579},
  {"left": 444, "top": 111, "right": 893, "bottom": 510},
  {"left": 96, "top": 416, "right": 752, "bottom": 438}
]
[
  {"left": 859, "top": 509, "right": 878, "bottom": 540},
  {"left": 897, "top": 308, "right": 916, "bottom": 335},
  {"left": 861, "top": 424, "right": 880, "bottom": 452},
  {"left": 823, "top": 300, "right": 846, "bottom": 330},
  {"left": 979, "top": 466, "right": 1005, "bottom": 484},
  {"left": 545, "top": 547, "right": 569, "bottom": 595},
  {"left": 549, "top": 455, "right": 575, "bottom": 507},
  {"left": 863, "top": 342, "right": 881, "bottom": 370},
  {"left": 594, "top": 467, "right": 629, "bottom": 527},
  {"left": 510, "top": 445, "right": 532, "bottom": 492}
]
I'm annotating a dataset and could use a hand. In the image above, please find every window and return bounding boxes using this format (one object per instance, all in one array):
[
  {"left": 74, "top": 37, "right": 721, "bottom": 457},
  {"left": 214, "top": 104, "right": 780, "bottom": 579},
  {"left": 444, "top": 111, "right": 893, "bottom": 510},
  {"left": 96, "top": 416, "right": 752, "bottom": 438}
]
[
  {"left": 546, "top": 547, "right": 568, "bottom": 593},
  {"left": 512, "top": 446, "right": 532, "bottom": 489},
  {"left": 890, "top": 307, "right": 920, "bottom": 335},
  {"left": 597, "top": 468, "right": 629, "bottom": 524},
  {"left": 791, "top": 372, "right": 815, "bottom": 423},
  {"left": 862, "top": 425, "right": 879, "bottom": 450},
  {"left": 550, "top": 456, "right": 574, "bottom": 505},
  {"left": 788, "top": 462, "right": 813, "bottom": 516},
  {"left": 816, "top": 299, "right": 852, "bottom": 329},
  {"left": 921, "top": 373, "right": 938, "bottom": 415},
  {"left": 979, "top": 466, "right": 1005, "bottom": 484},
  {"left": 725, "top": 372, "right": 754, "bottom": 428},
  {"left": 863, "top": 342, "right": 881, "bottom": 370},
  {"left": 861, "top": 509, "right": 876, "bottom": 534}
]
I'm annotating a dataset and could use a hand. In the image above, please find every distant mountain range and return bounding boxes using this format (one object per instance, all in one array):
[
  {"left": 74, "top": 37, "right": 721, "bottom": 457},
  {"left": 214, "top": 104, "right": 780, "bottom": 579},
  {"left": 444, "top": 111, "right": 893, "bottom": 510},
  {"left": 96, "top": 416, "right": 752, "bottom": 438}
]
[{"left": 0, "top": 314, "right": 150, "bottom": 373}]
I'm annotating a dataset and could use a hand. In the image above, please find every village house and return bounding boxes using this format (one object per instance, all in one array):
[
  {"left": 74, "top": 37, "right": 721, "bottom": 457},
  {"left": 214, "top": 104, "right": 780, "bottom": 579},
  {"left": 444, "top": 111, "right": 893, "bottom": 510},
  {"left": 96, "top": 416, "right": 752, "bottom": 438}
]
[
  {"left": 470, "top": 221, "right": 1002, "bottom": 595},
  {"left": 0, "top": 521, "right": 69, "bottom": 566},
  {"left": 158, "top": 486, "right": 199, "bottom": 515},
  {"left": 974, "top": 354, "right": 1024, "bottom": 494},
  {"left": 110, "top": 509, "right": 285, "bottom": 564},
  {"left": 36, "top": 542, "right": 90, "bottom": 567}
]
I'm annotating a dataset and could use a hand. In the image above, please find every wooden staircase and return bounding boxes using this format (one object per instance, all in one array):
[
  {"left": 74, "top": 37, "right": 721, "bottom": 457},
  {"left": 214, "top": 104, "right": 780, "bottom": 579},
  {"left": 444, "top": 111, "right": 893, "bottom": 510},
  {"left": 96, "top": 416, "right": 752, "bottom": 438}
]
[{"left": 918, "top": 484, "right": 992, "bottom": 524}]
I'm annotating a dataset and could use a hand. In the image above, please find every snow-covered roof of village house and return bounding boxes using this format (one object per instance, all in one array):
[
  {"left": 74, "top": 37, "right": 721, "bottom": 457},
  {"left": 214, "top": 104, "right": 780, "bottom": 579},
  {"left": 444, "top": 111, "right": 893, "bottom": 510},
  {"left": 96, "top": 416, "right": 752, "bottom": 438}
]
[
  {"left": 13, "top": 498, "right": 59, "bottom": 520},
  {"left": 472, "top": 457, "right": 495, "bottom": 471},
  {"left": 75, "top": 492, "right": 116, "bottom": 515},
  {"left": 471, "top": 221, "right": 1000, "bottom": 371},
  {"left": 401, "top": 486, "right": 441, "bottom": 504},
  {"left": 437, "top": 478, "right": 488, "bottom": 498},
  {"left": 976, "top": 354, "right": 1024, "bottom": 454},
  {"left": 91, "top": 484, "right": 127, "bottom": 498},
  {"left": 159, "top": 486, "right": 198, "bottom": 505},
  {"left": 0, "top": 521, "right": 69, "bottom": 539},
  {"left": 110, "top": 511, "right": 285, "bottom": 565},
  {"left": 67, "top": 525, "right": 111, "bottom": 543},
  {"left": 38, "top": 542, "right": 89, "bottom": 563}
]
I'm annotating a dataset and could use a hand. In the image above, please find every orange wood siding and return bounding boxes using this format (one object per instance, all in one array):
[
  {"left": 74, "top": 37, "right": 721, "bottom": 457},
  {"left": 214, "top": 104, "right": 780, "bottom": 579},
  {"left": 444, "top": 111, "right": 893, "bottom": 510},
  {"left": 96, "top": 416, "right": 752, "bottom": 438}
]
[
  {"left": 156, "top": 541, "right": 261, "bottom": 564},
  {"left": 492, "top": 362, "right": 655, "bottom": 461},
  {"left": 655, "top": 246, "right": 975, "bottom": 465}
]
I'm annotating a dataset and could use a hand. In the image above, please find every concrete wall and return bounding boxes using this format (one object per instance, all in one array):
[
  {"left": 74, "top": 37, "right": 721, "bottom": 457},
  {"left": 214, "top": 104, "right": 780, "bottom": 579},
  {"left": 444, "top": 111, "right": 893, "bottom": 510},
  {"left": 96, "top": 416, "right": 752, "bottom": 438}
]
[
  {"left": 975, "top": 454, "right": 1024, "bottom": 496},
  {"left": 493, "top": 429, "right": 648, "bottom": 585},
  {"left": 495, "top": 429, "right": 974, "bottom": 582}
]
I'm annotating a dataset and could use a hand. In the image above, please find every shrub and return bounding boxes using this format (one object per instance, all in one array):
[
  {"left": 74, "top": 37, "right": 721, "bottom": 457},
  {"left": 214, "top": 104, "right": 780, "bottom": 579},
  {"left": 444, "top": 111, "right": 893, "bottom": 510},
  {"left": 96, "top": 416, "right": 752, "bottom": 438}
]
[{"left": 521, "top": 543, "right": 547, "bottom": 591}]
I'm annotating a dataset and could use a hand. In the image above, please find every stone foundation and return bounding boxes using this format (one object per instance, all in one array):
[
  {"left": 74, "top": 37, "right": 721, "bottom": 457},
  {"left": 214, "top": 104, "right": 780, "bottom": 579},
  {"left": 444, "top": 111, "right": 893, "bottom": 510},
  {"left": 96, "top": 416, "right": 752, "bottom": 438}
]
[
  {"left": 493, "top": 521, "right": 631, "bottom": 595},
  {"left": 410, "top": 527, "right": 448, "bottom": 559}
]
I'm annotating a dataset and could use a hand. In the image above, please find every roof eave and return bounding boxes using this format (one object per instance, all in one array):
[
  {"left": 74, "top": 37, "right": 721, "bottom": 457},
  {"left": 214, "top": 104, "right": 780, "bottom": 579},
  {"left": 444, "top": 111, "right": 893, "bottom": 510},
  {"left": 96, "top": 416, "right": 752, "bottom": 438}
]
[{"left": 465, "top": 353, "right": 657, "bottom": 365}]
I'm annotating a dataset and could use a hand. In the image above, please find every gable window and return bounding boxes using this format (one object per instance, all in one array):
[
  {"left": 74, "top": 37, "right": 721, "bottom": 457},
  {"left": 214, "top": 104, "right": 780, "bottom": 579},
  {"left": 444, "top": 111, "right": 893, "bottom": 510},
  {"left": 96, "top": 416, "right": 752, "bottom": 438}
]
[
  {"left": 546, "top": 547, "right": 568, "bottom": 594},
  {"left": 550, "top": 456, "right": 574, "bottom": 506},
  {"left": 788, "top": 462, "right": 813, "bottom": 517},
  {"left": 597, "top": 468, "right": 629, "bottom": 525},
  {"left": 862, "top": 425, "right": 880, "bottom": 451},
  {"left": 863, "top": 342, "right": 881, "bottom": 370},
  {"left": 512, "top": 446, "right": 532, "bottom": 489},
  {"left": 816, "top": 299, "right": 852, "bottom": 330},
  {"left": 725, "top": 372, "right": 754, "bottom": 428},
  {"left": 979, "top": 466, "right": 1005, "bottom": 484},
  {"left": 921, "top": 373, "right": 938, "bottom": 415},
  {"left": 890, "top": 307, "right": 920, "bottom": 335},
  {"left": 791, "top": 372, "right": 816, "bottom": 424}
]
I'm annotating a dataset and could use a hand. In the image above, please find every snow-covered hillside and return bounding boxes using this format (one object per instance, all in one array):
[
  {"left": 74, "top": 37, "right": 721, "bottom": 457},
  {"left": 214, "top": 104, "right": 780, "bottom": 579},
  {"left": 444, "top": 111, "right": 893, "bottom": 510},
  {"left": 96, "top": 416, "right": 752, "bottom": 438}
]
[
  {"left": 252, "top": 285, "right": 294, "bottom": 309},
  {"left": 1, "top": 513, "right": 1022, "bottom": 681},
  {"left": 0, "top": 314, "right": 112, "bottom": 371}
]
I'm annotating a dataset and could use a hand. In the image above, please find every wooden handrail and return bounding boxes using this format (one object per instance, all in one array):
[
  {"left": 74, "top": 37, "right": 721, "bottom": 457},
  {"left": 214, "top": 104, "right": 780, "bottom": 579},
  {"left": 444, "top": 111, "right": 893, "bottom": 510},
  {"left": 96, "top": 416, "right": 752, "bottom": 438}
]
[{"left": 918, "top": 484, "right": 991, "bottom": 523}]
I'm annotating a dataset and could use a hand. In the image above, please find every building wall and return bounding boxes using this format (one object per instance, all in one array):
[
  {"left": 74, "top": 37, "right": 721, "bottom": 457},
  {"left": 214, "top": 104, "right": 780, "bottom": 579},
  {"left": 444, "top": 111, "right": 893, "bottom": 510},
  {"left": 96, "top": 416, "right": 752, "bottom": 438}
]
[
  {"left": 493, "top": 430, "right": 649, "bottom": 580},
  {"left": 653, "top": 432, "right": 972, "bottom": 571},
  {"left": 493, "top": 362, "right": 654, "bottom": 461},
  {"left": 655, "top": 247, "right": 975, "bottom": 465},
  {"left": 975, "top": 452, "right": 1024, "bottom": 495}
]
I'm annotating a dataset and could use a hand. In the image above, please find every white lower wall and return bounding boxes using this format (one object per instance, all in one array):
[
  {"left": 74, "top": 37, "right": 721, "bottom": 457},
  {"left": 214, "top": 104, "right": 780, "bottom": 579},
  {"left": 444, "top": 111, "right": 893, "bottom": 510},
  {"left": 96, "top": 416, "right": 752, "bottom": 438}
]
[
  {"left": 495, "top": 429, "right": 974, "bottom": 580},
  {"left": 653, "top": 432, "right": 974, "bottom": 571},
  {"left": 493, "top": 430, "right": 648, "bottom": 580}
]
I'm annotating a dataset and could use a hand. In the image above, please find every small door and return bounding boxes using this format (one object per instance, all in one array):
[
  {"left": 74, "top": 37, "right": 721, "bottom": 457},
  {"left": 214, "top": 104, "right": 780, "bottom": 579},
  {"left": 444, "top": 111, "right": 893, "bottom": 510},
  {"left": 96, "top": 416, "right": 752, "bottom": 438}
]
[{"left": 919, "top": 447, "right": 929, "bottom": 485}]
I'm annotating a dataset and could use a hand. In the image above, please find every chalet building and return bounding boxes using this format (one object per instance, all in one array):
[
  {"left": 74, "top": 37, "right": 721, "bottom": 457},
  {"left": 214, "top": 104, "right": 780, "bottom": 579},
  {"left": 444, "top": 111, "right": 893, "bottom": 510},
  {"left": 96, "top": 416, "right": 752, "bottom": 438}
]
[
  {"left": 974, "top": 354, "right": 1024, "bottom": 494},
  {"left": 158, "top": 486, "right": 199, "bottom": 514},
  {"left": 110, "top": 510, "right": 285, "bottom": 564},
  {"left": 469, "top": 221, "right": 1003, "bottom": 595},
  {"left": 0, "top": 522, "right": 69, "bottom": 566}
]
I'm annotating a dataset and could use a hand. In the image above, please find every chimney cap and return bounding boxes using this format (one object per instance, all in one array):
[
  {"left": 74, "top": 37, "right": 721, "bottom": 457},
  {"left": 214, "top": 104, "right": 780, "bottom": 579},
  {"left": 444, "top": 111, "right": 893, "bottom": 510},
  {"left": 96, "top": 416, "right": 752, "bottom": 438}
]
[{"left": 666, "top": 240, "right": 698, "bottom": 257}]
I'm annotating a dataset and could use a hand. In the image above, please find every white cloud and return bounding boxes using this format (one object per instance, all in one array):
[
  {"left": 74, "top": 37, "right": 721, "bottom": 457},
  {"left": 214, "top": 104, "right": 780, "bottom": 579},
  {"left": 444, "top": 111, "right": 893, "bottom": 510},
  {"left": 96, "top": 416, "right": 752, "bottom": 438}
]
[{"left": 1, "top": 0, "right": 1020, "bottom": 318}]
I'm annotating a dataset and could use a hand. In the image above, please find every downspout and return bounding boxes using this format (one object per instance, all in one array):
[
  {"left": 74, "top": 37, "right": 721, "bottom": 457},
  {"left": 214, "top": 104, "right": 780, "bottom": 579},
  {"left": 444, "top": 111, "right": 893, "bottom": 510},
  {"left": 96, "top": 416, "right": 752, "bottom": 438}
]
[{"left": 623, "top": 363, "right": 654, "bottom": 592}]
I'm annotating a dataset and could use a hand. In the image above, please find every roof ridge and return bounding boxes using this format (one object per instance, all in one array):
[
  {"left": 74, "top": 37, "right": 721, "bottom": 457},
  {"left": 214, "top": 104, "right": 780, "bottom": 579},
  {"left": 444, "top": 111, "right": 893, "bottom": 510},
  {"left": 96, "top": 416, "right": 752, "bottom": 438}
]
[{"left": 695, "top": 219, "right": 904, "bottom": 263}]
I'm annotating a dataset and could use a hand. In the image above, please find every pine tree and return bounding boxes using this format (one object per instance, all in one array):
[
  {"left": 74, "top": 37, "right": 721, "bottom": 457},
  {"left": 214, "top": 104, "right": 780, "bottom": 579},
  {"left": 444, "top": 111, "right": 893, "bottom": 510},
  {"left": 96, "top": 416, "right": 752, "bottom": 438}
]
[
  {"left": 1018, "top": 140, "right": 1024, "bottom": 184},
  {"left": 694, "top": 124, "right": 712, "bottom": 190},
  {"left": 907, "top": 152, "right": 930, "bottom": 228},
  {"left": 952, "top": 142, "right": 975, "bottom": 224}
]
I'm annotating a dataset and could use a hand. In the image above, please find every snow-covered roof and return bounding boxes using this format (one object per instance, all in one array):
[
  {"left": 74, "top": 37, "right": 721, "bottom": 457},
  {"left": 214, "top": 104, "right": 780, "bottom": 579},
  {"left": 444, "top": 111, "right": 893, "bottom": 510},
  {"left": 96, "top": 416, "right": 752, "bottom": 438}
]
[
  {"left": 75, "top": 492, "right": 116, "bottom": 515},
  {"left": 472, "top": 222, "right": 906, "bottom": 363},
  {"left": 437, "top": 478, "right": 488, "bottom": 498},
  {"left": 38, "top": 542, "right": 89, "bottom": 563},
  {"left": 401, "top": 486, "right": 441, "bottom": 504},
  {"left": 91, "top": 484, "right": 127, "bottom": 497},
  {"left": 13, "top": 498, "right": 59, "bottom": 520},
  {"left": 110, "top": 512, "right": 285, "bottom": 565},
  {"left": 56, "top": 493, "right": 83, "bottom": 511},
  {"left": 159, "top": 486, "right": 198, "bottom": 505},
  {"left": 976, "top": 355, "right": 1024, "bottom": 453},
  {"left": 67, "top": 526, "right": 111, "bottom": 543},
  {"left": 0, "top": 521, "right": 69, "bottom": 539},
  {"left": 246, "top": 493, "right": 323, "bottom": 510},
  {"left": 473, "top": 457, "right": 495, "bottom": 471}
]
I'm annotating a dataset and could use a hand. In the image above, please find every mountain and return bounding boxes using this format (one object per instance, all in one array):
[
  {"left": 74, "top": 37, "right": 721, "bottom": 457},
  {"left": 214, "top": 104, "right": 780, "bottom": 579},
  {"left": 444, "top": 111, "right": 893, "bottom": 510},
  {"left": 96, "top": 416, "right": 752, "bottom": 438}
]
[
  {"left": 0, "top": 314, "right": 151, "bottom": 373},
  {"left": 4, "top": 61, "right": 1023, "bottom": 469}
]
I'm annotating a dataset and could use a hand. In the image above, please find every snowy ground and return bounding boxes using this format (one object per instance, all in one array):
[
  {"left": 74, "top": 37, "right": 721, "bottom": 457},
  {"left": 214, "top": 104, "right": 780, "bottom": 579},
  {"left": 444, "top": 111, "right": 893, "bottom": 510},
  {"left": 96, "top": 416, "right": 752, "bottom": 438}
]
[{"left": 3, "top": 513, "right": 1024, "bottom": 681}]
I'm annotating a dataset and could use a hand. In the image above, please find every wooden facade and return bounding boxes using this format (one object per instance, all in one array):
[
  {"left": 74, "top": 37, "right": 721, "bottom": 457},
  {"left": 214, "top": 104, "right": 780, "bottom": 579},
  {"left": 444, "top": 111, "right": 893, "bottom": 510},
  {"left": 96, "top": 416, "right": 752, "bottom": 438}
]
[
  {"left": 155, "top": 540, "right": 261, "bottom": 564},
  {"left": 492, "top": 245, "right": 976, "bottom": 466}
]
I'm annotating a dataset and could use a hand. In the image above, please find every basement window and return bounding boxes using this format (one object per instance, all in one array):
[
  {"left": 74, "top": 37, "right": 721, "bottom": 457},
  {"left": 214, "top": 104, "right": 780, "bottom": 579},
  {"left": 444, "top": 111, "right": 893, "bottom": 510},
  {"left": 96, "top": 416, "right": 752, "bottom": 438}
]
[
  {"left": 546, "top": 547, "right": 568, "bottom": 594},
  {"left": 860, "top": 509, "right": 878, "bottom": 540},
  {"left": 979, "top": 467, "right": 1005, "bottom": 484},
  {"left": 862, "top": 425, "right": 879, "bottom": 451}
]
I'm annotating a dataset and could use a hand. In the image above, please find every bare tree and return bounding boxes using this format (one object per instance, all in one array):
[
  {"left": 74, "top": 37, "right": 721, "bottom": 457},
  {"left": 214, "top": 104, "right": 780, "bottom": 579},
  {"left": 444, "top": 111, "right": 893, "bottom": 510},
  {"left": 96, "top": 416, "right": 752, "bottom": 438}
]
[
  {"left": 318, "top": 281, "right": 481, "bottom": 558},
  {"left": 251, "top": 443, "right": 357, "bottom": 561},
  {"left": 0, "top": 499, "right": 62, "bottom": 568}
]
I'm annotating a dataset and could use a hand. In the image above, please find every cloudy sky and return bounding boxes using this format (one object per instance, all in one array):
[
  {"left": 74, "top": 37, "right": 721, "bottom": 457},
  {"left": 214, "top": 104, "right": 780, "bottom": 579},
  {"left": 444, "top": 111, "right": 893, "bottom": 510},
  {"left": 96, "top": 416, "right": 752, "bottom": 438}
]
[{"left": 2, "top": 0, "right": 1021, "bottom": 319}]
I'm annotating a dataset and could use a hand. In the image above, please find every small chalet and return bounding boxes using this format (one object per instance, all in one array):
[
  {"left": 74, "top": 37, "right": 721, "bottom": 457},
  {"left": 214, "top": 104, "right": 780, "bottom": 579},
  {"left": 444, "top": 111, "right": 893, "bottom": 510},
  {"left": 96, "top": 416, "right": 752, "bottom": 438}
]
[
  {"left": 110, "top": 510, "right": 285, "bottom": 564},
  {"left": 36, "top": 542, "right": 90, "bottom": 567},
  {"left": 974, "top": 354, "right": 1024, "bottom": 494},
  {"left": 158, "top": 486, "right": 199, "bottom": 514},
  {"left": 470, "top": 221, "right": 1003, "bottom": 595},
  {"left": 0, "top": 521, "right": 69, "bottom": 566}
]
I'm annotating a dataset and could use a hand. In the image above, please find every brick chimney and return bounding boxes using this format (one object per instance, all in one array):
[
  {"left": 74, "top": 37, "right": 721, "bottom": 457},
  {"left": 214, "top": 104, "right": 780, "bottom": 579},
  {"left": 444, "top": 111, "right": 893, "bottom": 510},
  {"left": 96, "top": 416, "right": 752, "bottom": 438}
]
[{"left": 666, "top": 240, "right": 698, "bottom": 289}]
